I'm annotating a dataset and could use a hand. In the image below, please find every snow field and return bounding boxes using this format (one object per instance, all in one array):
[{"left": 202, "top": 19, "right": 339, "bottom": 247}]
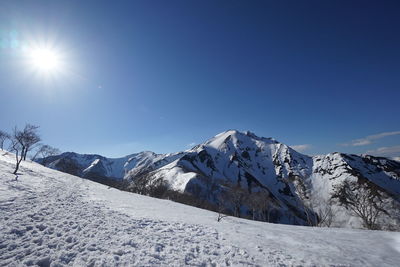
[{"left": 1, "top": 153, "right": 399, "bottom": 266}]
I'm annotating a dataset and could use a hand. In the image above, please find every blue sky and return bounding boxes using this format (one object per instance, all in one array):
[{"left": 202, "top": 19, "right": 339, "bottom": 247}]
[{"left": 0, "top": 0, "right": 399, "bottom": 158}]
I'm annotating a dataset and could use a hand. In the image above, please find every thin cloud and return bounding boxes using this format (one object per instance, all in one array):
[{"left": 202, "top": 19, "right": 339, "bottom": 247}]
[
  {"left": 343, "top": 131, "right": 400, "bottom": 147},
  {"left": 366, "top": 145, "right": 400, "bottom": 157},
  {"left": 291, "top": 144, "right": 311, "bottom": 152}
]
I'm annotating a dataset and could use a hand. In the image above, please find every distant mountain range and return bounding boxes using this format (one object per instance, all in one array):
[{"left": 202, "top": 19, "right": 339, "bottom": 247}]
[{"left": 37, "top": 130, "right": 400, "bottom": 229}]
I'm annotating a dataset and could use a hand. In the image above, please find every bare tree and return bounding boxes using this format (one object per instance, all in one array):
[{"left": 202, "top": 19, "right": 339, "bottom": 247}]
[
  {"left": 304, "top": 202, "right": 318, "bottom": 227},
  {"left": 253, "top": 191, "right": 280, "bottom": 222},
  {"left": 9, "top": 124, "right": 41, "bottom": 175},
  {"left": 316, "top": 200, "right": 334, "bottom": 227},
  {"left": 293, "top": 180, "right": 318, "bottom": 226},
  {"left": 19, "top": 124, "right": 41, "bottom": 160},
  {"left": 0, "top": 130, "right": 10, "bottom": 150},
  {"left": 9, "top": 135, "right": 24, "bottom": 175},
  {"left": 247, "top": 192, "right": 260, "bottom": 220},
  {"left": 222, "top": 183, "right": 248, "bottom": 218},
  {"left": 246, "top": 191, "right": 275, "bottom": 221},
  {"left": 216, "top": 194, "right": 229, "bottom": 222},
  {"left": 385, "top": 200, "right": 400, "bottom": 231},
  {"left": 32, "top": 144, "right": 61, "bottom": 164},
  {"left": 11, "top": 124, "right": 40, "bottom": 161},
  {"left": 128, "top": 173, "right": 153, "bottom": 195},
  {"left": 333, "top": 180, "right": 385, "bottom": 230}
]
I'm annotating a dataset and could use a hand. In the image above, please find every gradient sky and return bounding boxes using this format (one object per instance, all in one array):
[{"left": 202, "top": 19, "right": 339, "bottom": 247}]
[{"left": 0, "top": 0, "right": 399, "bottom": 158}]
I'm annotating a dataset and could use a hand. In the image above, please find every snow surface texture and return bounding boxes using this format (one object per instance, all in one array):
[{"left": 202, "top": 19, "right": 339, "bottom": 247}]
[{"left": 1, "top": 153, "right": 400, "bottom": 266}]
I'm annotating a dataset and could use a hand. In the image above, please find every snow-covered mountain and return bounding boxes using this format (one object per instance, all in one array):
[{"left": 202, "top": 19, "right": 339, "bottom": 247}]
[
  {"left": 39, "top": 130, "right": 400, "bottom": 229},
  {"left": 2, "top": 152, "right": 400, "bottom": 266},
  {"left": 37, "top": 151, "right": 184, "bottom": 182}
]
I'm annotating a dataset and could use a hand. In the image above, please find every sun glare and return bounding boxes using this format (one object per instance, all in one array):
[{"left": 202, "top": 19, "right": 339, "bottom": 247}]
[
  {"left": 30, "top": 48, "right": 60, "bottom": 71},
  {"left": 25, "top": 45, "right": 64, "bottom": 76}
]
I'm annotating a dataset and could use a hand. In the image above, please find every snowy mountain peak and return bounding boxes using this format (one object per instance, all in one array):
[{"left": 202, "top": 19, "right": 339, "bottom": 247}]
[{"left": 205, "top": 130, "right": 279, "bottom": 148}]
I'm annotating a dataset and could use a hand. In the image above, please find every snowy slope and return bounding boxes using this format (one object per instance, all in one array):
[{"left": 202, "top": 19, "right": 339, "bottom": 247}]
[{"left": 1, "top": 152, "right": 400, "bottom": 266}]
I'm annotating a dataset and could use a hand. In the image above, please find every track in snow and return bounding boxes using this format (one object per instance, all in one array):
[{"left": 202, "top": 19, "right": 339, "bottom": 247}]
[{"left": 0, "top": 162, "right": 257, "bottom": 266}]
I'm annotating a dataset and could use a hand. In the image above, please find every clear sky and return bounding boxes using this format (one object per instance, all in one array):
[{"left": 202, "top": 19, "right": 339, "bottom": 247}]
[{"left": 0, "top": 0, "right": 399, "bottom": 158}]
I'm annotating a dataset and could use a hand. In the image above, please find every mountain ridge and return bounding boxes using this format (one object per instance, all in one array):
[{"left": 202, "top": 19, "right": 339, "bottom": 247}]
[{"left": 37, "top": 130, "right": 400, "bottom": 229}]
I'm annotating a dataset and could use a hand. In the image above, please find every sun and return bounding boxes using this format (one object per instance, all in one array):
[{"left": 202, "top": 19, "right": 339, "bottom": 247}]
[
  {"left": 21, "top": 40, "right": 70, "bottom": 83},
  {"left": 25, "top": 45, "right": 64, "bottom": 75},
  {"left": 30, "top": 48, "right": 60, "bottom": 71}
]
